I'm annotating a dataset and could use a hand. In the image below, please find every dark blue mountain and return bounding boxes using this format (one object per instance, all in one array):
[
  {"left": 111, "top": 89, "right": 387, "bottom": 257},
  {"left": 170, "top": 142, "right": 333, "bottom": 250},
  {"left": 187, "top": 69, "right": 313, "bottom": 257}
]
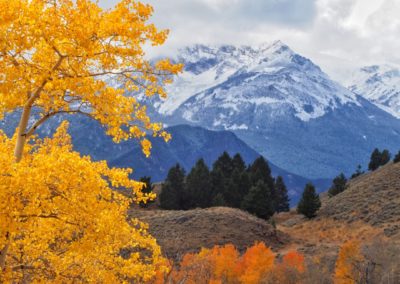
[{"left": 1, "top": 114, "right": 329, "bottom": 205}]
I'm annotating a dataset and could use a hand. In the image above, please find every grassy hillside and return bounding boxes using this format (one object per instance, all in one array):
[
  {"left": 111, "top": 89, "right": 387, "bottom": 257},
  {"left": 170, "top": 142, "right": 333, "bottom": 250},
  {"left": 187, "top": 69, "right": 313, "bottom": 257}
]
[
  {"left": 319, "top": 162, "right": 400, "bottom": 238},
  {"left": 129, "top": 207, "right": 288, "bottom": 260}
]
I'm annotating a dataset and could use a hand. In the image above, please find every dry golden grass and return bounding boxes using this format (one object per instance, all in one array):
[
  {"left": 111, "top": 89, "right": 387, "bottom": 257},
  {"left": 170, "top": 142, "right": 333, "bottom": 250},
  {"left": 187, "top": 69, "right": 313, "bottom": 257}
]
[
  {"left": 128, "top": 162, "right": 400, "bottom": 268},
  {"left": 129, "top": 207, "right": 288, "bottom": 260},
  {"left": 319, "top": 162, "right": 400, "bottom": 237}
]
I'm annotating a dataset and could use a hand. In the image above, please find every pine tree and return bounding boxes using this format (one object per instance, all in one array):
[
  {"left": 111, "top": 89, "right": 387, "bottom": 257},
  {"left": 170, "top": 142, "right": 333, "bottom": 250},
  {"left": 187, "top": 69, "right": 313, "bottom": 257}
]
[
  {"left": 139, "top": 176, "right": 154, "bottom": 208},
  {"left": 248, "top": 156, "right": 275, "bottom": 190},
  {"left": 350, "top": 165, "right": 364, "bottom": 179},
  {"left": 394, "top": 151, "right": 400, "bottom": 163},
  {"left": 232, "top": 153, "right": 246, "bottom": 173},
  {"left": 224, "top": 169, "right": 251, "bottom": 208},
  {"left": 210, "top": 168, "right": 226, "bottom": 203},
  {"left": 328, "top": 173, "right": 347, "bottom": 197},
  {"left": 159, "top": 164, "right": 186, "bottom": 210},
  {"left": 380, "top": 149, "right": 391, "bottom": 166},
  {"left": 274, "top": 176, "right": 290, "bottom": 212},
  {"left": 297, "top": 183, "right": 321, "bottom": 218},
  {"left": 212, "top": 193, "right": 226, "bottom": 207},
  {"left": 211, "top": 152, "right": 234, "bottom": 206},
  {"left": 241, "top": 181, "right": 275, "bottom": 219},
  {"left": 368, "top": 148, "right": 382, "bottom": 171},
  {"left": 236, "top": 170, "right": 252, "bottom": 203},
  {"left": 213, "top": 152, "right": 234, "bottom": 178},
  {"left": 185, "top": 159, "right": 212, "bottom": 209}
]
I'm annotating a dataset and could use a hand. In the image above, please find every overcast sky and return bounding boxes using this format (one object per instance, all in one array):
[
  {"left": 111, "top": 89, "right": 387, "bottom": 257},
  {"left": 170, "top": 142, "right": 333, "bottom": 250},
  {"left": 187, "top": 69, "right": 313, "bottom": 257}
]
[{"left": 99, "top": 0, "right": 400, "bottom": 81}]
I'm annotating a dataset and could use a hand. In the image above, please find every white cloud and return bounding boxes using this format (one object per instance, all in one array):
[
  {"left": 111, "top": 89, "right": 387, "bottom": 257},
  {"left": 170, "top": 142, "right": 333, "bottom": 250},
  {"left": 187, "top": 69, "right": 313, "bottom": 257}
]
[{"left": 98, "top": 0, "right": 400, "bottom": 82}]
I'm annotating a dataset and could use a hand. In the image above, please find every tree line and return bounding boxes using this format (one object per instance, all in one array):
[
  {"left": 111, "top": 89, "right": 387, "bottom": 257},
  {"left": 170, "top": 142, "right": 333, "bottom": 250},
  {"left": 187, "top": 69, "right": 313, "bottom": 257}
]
[
  {"left": 157, "top": 146, "right": 400, "bottom": 220},
  {"left": 159, "top": 152, "right": 290, "bottom": 219},
  {"left": 328, "top": 147, "right": 400, "bottom": 198}
]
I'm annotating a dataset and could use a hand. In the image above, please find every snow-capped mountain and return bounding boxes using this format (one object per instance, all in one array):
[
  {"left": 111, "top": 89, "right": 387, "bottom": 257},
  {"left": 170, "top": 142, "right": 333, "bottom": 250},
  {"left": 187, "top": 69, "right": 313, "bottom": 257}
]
[
  {"left": 348, "top": 65, "right": 400, "bottom": 118},
  {"left": 3, "top": 41, "right": 400, "bottom": 181},
  {"left": 145, "top": 41, "right": 400, "bottom": 179},
  {"left": 157, "top": 41, "right": 359, "bottom": 123}
]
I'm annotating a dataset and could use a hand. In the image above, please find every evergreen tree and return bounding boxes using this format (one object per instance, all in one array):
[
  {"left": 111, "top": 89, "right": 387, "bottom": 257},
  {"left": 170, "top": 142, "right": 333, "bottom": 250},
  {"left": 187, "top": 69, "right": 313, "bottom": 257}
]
[
  {"left": 328, "top": 173, "right": 347, "bottom": 197},
  {"left": 241, "top": 181, "right": 275, "bottom": 219},
  {"left": 232, "top": 153, "right": 246, "bottom": 173},
  {"left": 394, "top": 151, "right": 400, "bottom": 164},
  {"left": 211, "top": 152, "right": 234, "bottom": 206},
  {"left": 297, "top": 183, "right": 321, "bottom": 218},
  {"left": 380, "top": 149, "right": 391, "bottom": 166},
  {"left": 185, "top": 159, "right": 212, "bottom": 209},
  {"left": 159, "top": 164, "right": 186, "bottom": 210},
  {"left": 236, "top": 170, "right": 252, "bottom": 203},
  {"left": 210, "top": 168, "right": 226, "bottom": 203},
  {"left": 223, "top": 169, "right": 251, "bottom": 208},
  {"left": 212, "top": 193, "right": 226, "bottom": 207},
  {"left": 139, "top": 176, "right": 154, "bottom": 208},
  {"left": 274, "top": 176, "right": 290, "bottom": 212},
  {"left": 212, "top": 152, "right": 234, "bottom": 178},
  {"left": 248, "top": 156, "right": 275, "bottom": 190},
  {"left": 368, "top": 148, "right": 382, "bottom": 171},
  {"left": 350, "top": 165, "right": 364, "bottom": 179}
]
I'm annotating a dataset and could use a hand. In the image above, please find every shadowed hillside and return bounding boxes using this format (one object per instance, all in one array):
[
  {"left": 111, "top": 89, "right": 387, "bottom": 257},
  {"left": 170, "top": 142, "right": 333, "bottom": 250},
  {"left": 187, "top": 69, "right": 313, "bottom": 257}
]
[{"left": 129, "top": 207, "right": 288, "bottom": 260}]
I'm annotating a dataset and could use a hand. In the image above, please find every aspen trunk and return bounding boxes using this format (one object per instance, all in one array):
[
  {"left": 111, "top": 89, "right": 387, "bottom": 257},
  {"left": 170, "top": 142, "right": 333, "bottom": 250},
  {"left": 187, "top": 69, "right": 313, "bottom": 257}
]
[
  {"left": 1, "top": 107, "right": 32, "bottom": 270},
  {"left": 14, "top": 106, "right": 32, "bottom": 163}
]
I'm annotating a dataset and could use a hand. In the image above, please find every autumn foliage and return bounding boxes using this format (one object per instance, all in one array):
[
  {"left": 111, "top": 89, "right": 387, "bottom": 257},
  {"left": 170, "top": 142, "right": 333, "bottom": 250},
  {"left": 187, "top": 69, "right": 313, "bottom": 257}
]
[
  {"left": 152, "top": 243, "right": 306, "bottom": 284},
  {"left": 0, "top": 0, "right": 181, "bottom": 282},
  {"left": 0, "top": 123, "right": 167, "bottom": 282},
  {"left": 0, "top": 0, "right": 181, "bottom": 162},
  {"left": 151, "top": 239, "right": 400, "bottom": 284},
  {"left": 334, "top": 240, "right": 365, "bottom": 284}
]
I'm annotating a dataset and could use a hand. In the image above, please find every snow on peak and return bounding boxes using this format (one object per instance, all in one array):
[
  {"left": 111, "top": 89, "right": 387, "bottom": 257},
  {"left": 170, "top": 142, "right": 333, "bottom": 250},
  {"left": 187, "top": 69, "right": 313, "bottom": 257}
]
[
  {"left": 156, "top": 41, "right": 359, "bottom": 122},
  {"left": 348, "top": 64, "right": 400, "bottom": 118}
]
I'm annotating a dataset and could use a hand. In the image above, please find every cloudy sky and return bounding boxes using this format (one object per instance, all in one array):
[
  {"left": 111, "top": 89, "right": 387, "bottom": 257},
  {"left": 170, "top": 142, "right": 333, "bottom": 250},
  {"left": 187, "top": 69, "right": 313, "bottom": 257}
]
[{"left": 99, "top": 0, "right": 400, "bottom": 81}]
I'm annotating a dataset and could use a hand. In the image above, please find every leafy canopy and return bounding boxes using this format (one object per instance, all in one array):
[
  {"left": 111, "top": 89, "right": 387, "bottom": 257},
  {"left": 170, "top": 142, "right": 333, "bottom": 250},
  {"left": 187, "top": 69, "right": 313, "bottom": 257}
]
[
  {"left": 0, "top": 123, "right": 164, "bottom": 282},
  {"left": 0, "top": 0, "right": 182, "bottom": 281},
  {"left": 0, "top": 0, "right": 182, "bottom": 157}
]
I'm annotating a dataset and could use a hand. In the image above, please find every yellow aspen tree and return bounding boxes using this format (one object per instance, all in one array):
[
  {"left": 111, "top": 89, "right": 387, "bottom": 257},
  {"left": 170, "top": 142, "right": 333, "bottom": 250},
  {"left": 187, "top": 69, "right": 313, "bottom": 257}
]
[
  {"left": 236, "top": 242, "right": 276, "bottom": 284},
  {"left": 334, "top": 240, "right": 365, "bottom": 284},
  {"left": 0, "top": 0, "right": 182, "bottom": 282}
]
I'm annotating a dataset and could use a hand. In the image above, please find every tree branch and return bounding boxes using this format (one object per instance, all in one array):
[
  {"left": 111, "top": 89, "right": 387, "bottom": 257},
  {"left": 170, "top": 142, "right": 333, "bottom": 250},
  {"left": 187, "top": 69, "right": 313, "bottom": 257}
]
[
  {"left": 24, "top": 110, "right": 94, "bottom": 138},
  {"left": 25, "top": 56, "right": 65, "bottom": 108}
]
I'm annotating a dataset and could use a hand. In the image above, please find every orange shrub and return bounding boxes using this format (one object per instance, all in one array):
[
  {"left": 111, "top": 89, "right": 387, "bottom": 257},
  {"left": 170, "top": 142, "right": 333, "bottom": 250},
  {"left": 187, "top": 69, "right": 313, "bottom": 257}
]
[
  {"left": 150, "top": 243, "right": 307, "bottom": 284},
  {"left": 334, "top": 240, "right": 364, "bottom": 284},
  {"left": 236, "top": 243, "right": 276, "bottom": 284}
]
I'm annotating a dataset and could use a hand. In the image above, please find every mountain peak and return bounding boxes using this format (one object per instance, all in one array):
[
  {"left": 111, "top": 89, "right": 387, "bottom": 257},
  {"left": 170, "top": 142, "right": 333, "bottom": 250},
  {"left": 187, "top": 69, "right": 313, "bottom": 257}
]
[
  {"left": 178, "top": 40, "right": 294, "bottom": 65},
  {"left": 349, "top": 64, "right": 400, "bottom": 118},
  {"left": 258, "top": 40, "right": 291, "bottom": 54},
  {"left": 158, "top": 41, "right": 358, "bottom": 120}
]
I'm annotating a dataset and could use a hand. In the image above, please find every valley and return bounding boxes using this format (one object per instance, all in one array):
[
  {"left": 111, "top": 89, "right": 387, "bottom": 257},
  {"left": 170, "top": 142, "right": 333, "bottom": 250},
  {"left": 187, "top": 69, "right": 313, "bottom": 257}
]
[
  {"left": 2, "top": 1, "right": 399, "bottom": 282},
  {"left": 133, "top": 162, "right": 400, "bottom": 282}
]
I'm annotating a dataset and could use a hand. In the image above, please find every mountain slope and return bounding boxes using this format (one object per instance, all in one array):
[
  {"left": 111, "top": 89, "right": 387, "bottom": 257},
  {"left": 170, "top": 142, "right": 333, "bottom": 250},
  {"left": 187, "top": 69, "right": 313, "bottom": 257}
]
[
  {"left": 0, "top": 114, "right": 328, "bottom": 204},
  {"left": 108, "top": 124, "right": 330, "bottom": 199},
  {"left": 145, "top": 41, "right": 400, "bottom": 179},
  {"left": 319, "top": 162, "right": 400, "bottom": 238},
  {"left": 348, "top": 64, "right": 400, "bottom": 118}
]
